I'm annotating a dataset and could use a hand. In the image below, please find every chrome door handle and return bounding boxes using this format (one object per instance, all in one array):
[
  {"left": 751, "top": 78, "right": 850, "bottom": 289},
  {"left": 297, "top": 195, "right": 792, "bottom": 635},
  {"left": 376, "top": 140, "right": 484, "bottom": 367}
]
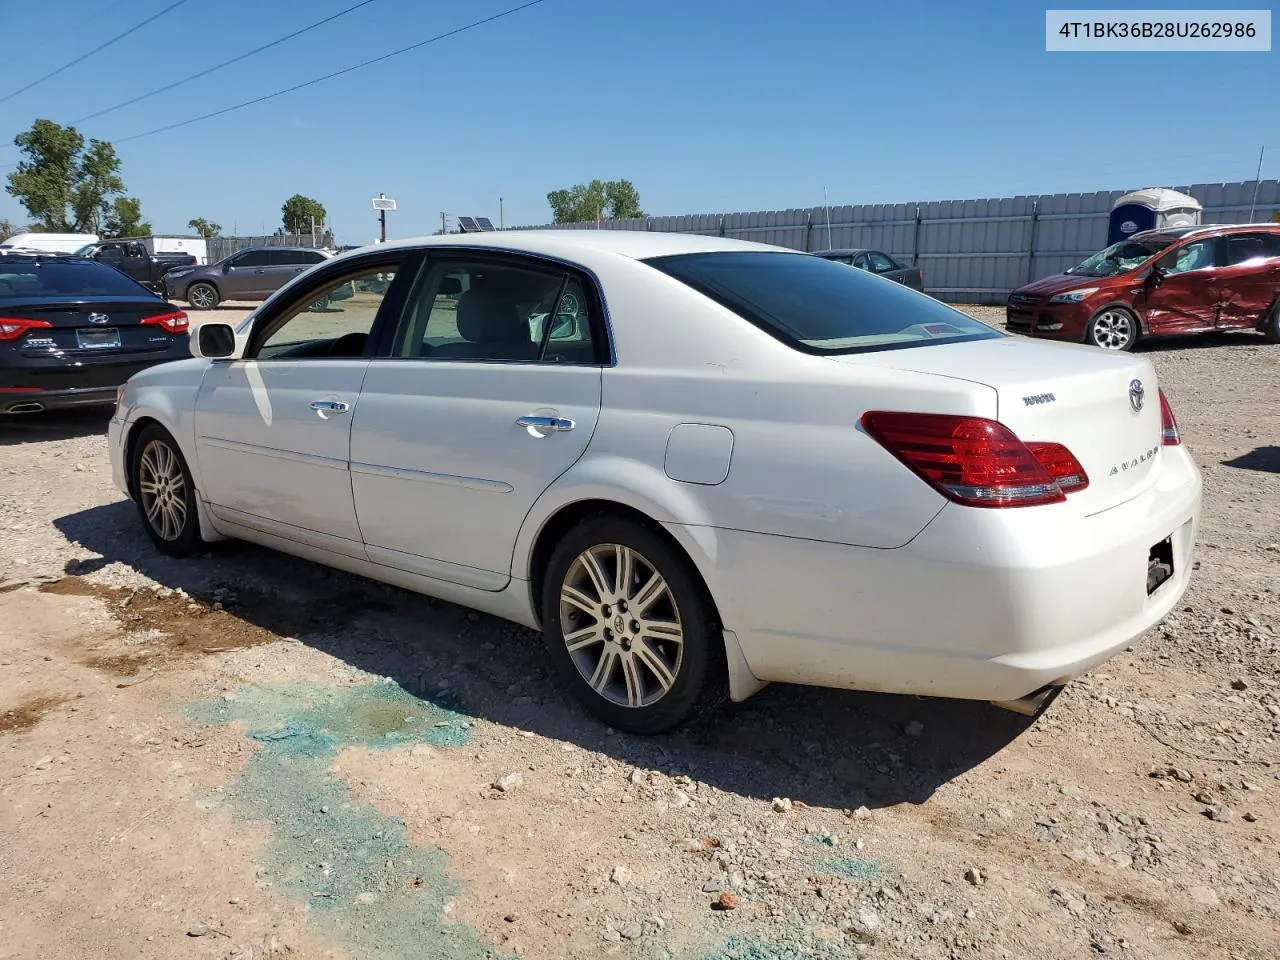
[
  {"left": 517, "top": 415, "right": 575, "bottom": 434},
  {"left": 310, "top": 399, "right": 350, "bottom": 419}
]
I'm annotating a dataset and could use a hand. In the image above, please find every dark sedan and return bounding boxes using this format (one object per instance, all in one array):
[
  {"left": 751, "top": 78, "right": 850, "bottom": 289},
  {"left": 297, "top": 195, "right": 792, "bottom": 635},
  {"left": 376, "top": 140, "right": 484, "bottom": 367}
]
[
  {"left": 0, "top": 254, "right": 189, "bottom": 414},
  {"left": 813, "top": 248, "right": 925, "bottom": 292}
]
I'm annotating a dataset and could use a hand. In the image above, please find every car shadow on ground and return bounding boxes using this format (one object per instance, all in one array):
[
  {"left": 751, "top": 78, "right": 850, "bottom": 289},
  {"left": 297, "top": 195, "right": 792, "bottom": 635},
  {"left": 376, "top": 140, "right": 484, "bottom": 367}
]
[
  {"left": 55, "top": 501, "right": 1035, "bottom": 811},
  {"left": 0, "top": 408, "right": 112, "bottom": 446},
  {"left": 1134, "top": 330, "right": 1267, "bottom": 352},
  {"left": 1223, "top": 446, "right": 1280, "bottom": 475}
]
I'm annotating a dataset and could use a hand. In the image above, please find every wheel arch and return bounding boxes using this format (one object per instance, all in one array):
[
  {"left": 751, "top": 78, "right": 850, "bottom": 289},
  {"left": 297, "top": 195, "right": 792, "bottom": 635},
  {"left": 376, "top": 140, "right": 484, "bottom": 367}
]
[
  {"left": 514, "top": 458, "right": 768, "bottom": 703},
  {"left": 120, "top": 400, "right": 224, "bottom": 543}
]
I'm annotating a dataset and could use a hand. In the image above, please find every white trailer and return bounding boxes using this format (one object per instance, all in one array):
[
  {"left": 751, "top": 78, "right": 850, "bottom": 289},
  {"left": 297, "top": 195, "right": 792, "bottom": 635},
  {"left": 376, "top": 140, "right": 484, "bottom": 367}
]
[{"left": 142, "top": 235, "right": 209, "bottom": 265}]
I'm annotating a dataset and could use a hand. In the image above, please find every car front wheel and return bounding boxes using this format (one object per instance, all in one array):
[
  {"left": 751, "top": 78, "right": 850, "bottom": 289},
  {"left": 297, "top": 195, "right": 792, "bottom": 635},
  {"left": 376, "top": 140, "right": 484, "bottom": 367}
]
[
  {"left": 187, "top": 282, "right": 220, "bottom": 310},
  {"left": 541, "top": 516, "right": 726, "bottom": 734},
  {"left": 1086, "top": 307, "right": 1139, "bottom": 351},
  {"left": 131, "top": 424, "right": 203, "bottom": 557}
]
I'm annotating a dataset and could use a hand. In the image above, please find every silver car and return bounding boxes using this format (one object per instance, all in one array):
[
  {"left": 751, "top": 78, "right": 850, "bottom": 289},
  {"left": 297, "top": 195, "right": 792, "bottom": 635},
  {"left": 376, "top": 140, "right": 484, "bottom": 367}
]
[{"left": 164, "top": 246, "right": 332, "bottom": 309}]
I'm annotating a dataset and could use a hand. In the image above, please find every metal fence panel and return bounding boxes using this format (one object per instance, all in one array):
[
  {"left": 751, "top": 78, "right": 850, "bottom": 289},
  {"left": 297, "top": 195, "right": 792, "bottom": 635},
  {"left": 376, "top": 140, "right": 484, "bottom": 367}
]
[
  {"left": 206, "top": 232, "right": 330, "bottom": 262},
  {"left": 515, "top": 180, "right": 1280, "bottom": 302}
]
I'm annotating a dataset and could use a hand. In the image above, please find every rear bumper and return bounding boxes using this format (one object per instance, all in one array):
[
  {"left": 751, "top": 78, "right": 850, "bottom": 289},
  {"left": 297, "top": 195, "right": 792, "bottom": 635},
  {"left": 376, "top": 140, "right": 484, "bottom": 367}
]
[
  {"left": 1, "top": 385, "right": 117, "bottom": 413},
  {"left": 689, "top": 446, "right": 1202, "bottom": 703}
]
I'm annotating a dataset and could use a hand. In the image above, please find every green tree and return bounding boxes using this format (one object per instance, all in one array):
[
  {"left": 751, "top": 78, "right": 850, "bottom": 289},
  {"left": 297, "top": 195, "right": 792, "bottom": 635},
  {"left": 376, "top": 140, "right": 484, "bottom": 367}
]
[
  {"left": 547, "top": 178, "right": 643, "bottom": 223},
  {"left": 103, "top": 196, "right": 151, "bottom": 238},
  {"left": 0, "top": 218, "right": 14, "bottom": 242},
  {"left": 187, "top": 217, "right": 221, "bottom": 238},
  {"left": 281, "top": 194, "right": 326, "bottom": 234},
  {"left": 5, "top": 119, "right": 127, "bottom": 232}
]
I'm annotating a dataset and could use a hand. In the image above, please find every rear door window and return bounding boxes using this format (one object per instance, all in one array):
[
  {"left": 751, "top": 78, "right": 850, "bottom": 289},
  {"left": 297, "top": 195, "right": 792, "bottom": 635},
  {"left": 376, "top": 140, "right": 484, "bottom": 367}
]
[
  {"left": 1225, "top": 232, "right": 1280, "bottom": 265},
  {"left": 646, "top": 251, "right": 999, "bottom": 355}
]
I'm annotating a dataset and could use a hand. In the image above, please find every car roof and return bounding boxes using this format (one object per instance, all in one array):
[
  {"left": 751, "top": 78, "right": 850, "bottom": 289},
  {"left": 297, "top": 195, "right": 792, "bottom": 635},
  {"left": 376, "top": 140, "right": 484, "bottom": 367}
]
[
  {"left": 1131, "top": 223, "right": 1280, "bottom": 243},
  {"left": 812, "top": 248, "right": 874, "bottom": 257},
  {"left": 343, "top": 230, "right": 792, "bottom": 263},
  {"left": 232, "top": 245, "right": 328, "bottom": 253}
]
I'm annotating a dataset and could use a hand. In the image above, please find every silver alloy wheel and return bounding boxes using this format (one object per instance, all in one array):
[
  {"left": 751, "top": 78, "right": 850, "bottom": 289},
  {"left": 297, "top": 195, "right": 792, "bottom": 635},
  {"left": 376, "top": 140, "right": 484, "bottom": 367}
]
[
  {"left": 137, "top": 439, "right": 188, "bottom": 541},
  {"left": 188, "top": 284, "right": 216, "bottom": 309},
  {"left": 559, "top": 543, "right": 684, "bottom": 708},
  {"left": 1090, "top": 309, "right": 1135, "bottom": 350}
]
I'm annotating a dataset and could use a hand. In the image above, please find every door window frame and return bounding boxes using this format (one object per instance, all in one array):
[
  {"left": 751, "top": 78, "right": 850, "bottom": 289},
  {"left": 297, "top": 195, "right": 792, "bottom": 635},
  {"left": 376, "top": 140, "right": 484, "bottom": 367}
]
[
  {"left": 1156, "top": 236, "right": 1224, "bottom": 277},
  {"left": 242, "top": 250, "right": 423, "bottom": 360},
  {"left": 867, "top": 251, "right": 897, "bottom": 273},
  {"left": 387, "top": 248, "right": 613, "bottom": 366}
]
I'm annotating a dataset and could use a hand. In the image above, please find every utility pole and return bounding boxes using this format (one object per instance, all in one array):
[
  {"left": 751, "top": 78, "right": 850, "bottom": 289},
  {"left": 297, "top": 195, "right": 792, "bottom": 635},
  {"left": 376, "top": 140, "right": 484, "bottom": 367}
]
[
  {"left": 499, "top": 197, "right": 504, "bottom": 229},
  {"left": 378, "top": 193, "right": 386, "bottom": 242},
  {"left": 310, "top": 215, "right": 316, "bottom": 246},
  {"left": 440, "top": 211, "right": 447, "bottom": 235},
  {"left": 1247, "top": 146, "right": 1265, "bottom": 221}
]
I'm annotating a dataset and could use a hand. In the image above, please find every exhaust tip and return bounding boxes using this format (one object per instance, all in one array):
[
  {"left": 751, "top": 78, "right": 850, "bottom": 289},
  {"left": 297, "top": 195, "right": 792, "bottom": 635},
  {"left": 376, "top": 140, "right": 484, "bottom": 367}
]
[
  {"left": 991, "top": 684, "right": 1063, "bottom": 717},
  {"left": 4, "top": 402, "right": 46, "bottom": 414}
]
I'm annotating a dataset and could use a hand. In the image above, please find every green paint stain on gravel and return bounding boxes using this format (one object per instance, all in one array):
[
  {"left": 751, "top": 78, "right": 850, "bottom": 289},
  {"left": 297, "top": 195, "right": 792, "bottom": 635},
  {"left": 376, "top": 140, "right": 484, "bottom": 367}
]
[
  {"left": 820, "top": 856, "right": 885, "bottom": 880},
  {"left": 190, "top": 680, "right": 507, "bottom": 960},
  {"left": 702, "top": 936, "right": 845, "bottom": 960}
]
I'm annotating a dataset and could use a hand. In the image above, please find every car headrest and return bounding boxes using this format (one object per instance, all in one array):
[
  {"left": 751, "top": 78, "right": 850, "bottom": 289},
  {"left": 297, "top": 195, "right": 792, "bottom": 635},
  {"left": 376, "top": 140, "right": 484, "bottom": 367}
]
[
  {"left": 437, "top": 276, "right": 462, "bottom": 296},
  {"left": 456, "top": 290, "right": 526, "bottom": 343}
]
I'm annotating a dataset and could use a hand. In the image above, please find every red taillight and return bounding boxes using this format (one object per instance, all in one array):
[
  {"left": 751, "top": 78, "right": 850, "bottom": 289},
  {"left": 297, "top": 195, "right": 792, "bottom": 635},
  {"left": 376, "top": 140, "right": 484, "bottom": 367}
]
[
  {"left": 0, "top": 317, "right": 53, "bottom": 341},
  {"left": 140, "top": 310, "right": 189, "bottom": 334},
  {"left": 1158, "top": 389, "right": 1180, "bottom": 446},
  {"left": 1025, "top": 441, "right": 1089, "bottom": 493},
  {"left": 860, "top": 411, "right": 1086, "bottom": 508}
]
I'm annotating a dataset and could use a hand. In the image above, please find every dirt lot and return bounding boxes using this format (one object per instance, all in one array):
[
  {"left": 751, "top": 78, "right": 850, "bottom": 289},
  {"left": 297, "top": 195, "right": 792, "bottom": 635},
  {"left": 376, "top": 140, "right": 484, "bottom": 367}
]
[{"left": 2, "top": 308, "right": 1278, "bottom": 960}]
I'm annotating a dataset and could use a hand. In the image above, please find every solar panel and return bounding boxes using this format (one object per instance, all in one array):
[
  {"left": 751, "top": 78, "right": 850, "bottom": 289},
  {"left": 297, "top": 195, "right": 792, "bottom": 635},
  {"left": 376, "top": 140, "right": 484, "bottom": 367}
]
[
  {"left": 475, "top": 217, "right": 496, "bottom": 232},
  {"left": 457, "top": 216, "right": 481, "bottom": 233},
  {"left": 371, "top": 197, "right": 397, "bottom": 211}
]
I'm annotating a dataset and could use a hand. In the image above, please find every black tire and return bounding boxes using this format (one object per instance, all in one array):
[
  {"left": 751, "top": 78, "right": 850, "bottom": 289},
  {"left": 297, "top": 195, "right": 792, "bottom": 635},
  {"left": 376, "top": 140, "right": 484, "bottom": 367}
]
[
  {"left": 1085, "top": 307, "right": 1140, "bottom": 352},
  {"left": 540, "top": 515, "right": 727, "bottom": 734},
  {"left": 129, "top": 424, "right": 204, "bottom": 558},
  {"left": 1262, "top": 299, "right": 1280, "bottom": 344},
  {"left": 186, "top": 282, "right": 220, "bottom": 310}
]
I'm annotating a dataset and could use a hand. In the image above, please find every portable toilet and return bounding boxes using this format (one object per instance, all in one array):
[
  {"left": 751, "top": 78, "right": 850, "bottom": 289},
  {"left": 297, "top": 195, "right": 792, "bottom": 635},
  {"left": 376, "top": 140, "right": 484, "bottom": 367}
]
[{"left": 1108, "top": 188, "right": 1202, "bottom": 245}]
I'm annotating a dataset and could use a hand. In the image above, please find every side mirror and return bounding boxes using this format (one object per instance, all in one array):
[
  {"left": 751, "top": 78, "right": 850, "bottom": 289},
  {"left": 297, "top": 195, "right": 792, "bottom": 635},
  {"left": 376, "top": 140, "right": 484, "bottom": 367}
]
[
  {"left": 1146, "top": 266, "right": 1165, "bottom": 287},
  {"left": 193, "top": 322, "right": 237, "bottom": 359},
  {"left": 222, "top": 262, "right": 232, "bottom": 274}
]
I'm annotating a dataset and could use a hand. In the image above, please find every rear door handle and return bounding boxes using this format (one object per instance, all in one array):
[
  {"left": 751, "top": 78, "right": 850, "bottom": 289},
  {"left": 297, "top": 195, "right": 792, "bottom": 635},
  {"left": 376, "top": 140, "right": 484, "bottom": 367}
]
[
  {"left": 310, "top": 400, "right": 350, "bottom": 419},
  {"left": 517, "top": 414, "right": 575, "bottom": 434}
]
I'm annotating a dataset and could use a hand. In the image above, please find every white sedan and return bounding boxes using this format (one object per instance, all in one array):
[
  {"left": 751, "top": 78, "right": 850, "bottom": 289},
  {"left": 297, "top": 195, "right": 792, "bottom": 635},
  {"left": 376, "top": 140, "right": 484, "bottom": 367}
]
[{"left": 108, "top": 231, "right": 1201, "bottom": 733}]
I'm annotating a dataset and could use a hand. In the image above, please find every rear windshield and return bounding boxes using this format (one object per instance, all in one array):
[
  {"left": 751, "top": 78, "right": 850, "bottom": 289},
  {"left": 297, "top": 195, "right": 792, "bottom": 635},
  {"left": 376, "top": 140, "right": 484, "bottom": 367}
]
[
  {"left": 0, "top": 259, "right": 153, "bottom": 299},
  {"left": 645, "top": 251, "right": 1000, "bottom": 354}
]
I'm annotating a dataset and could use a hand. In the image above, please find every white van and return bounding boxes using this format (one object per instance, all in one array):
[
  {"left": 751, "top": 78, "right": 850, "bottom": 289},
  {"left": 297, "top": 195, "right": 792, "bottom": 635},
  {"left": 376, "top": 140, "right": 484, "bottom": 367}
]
[{"left": 0, "top": 232, "right": 99, "bottom": 254}]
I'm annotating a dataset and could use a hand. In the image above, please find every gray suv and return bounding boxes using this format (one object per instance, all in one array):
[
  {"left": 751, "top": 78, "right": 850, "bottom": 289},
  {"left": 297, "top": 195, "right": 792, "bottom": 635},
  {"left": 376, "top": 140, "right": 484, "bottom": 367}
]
[{"left": 164, "top": 246, "right": 333, "bottom": 309}]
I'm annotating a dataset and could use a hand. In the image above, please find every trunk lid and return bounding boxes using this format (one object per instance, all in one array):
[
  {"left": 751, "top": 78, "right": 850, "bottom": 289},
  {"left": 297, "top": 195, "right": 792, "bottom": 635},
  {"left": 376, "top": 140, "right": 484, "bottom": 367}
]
[
  {"left": 834, "top": 337, "right": 1166, "bottom": 514},
  {"left": 2, "top": 298, "right": 183, "bottom": 357}
]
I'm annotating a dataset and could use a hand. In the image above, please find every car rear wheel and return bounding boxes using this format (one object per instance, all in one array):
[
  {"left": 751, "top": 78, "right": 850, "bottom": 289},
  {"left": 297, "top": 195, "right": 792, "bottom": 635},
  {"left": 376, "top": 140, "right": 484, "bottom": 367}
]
[
  {"left": 541, "top": 516, "right": 727, "bottom": 734},
  {"left": 1262, "top": 299, "right": 1280, "bottom": 344},
  {"left": 187, "top": 282, "right": 220, "bottom": 310},
  {"left": 131, "top": 424, "right": 203, "bottom": 557},
  {"left": 1086, "top": 308, "right": 1138, "bottom": 351}
]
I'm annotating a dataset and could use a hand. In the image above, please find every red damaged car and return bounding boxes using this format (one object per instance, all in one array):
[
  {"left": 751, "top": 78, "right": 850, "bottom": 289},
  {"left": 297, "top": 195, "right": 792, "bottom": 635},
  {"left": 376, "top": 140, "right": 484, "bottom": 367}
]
[{"left": 1006, "top": 223, "right": 1280, "bottom": 351}]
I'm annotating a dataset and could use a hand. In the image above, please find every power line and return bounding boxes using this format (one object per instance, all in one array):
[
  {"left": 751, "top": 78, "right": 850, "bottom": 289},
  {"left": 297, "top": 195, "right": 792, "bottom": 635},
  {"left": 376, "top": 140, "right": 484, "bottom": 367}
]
[
  {"left": 113, "top": 0, "right": 549, "bottom": 145},
  {"left": 71, "top": 0, "right": 385, "bottom": 125},
  {"left": 0, "top": 0, "right": 190, "bottom": 107}
]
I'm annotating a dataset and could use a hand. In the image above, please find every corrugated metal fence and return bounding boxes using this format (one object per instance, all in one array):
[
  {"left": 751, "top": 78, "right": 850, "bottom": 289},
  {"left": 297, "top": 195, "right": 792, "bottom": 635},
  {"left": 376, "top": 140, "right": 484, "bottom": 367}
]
[
  {"left": 206, "top": 231, "right": 333, "bottom": 263},
  {"left": 517, "top": 180, "right": 1280, "bottom": 304}
]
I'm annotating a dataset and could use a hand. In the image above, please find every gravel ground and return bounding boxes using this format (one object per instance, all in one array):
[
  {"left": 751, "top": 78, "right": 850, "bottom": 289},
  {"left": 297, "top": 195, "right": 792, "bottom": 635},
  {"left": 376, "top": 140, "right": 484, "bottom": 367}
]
[{"left": 1, "top": 308, "right": 1277, "bottom": 960}]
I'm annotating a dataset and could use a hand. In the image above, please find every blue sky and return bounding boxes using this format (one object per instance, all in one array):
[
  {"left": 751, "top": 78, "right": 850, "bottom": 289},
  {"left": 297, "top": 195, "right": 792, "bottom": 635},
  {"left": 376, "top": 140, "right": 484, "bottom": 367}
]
[{"left": 0, "top": 0, "right": 1273, "bottom": 242}]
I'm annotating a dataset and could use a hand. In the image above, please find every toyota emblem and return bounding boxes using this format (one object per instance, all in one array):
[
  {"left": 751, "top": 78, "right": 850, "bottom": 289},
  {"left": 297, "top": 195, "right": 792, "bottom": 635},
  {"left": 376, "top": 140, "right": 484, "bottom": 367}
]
[
  {"left": 1128, "top": 378, "right": 1145, "bottom": 413},
  {"left": 88, "top": 312, "right": 110, "bottom": 325}
]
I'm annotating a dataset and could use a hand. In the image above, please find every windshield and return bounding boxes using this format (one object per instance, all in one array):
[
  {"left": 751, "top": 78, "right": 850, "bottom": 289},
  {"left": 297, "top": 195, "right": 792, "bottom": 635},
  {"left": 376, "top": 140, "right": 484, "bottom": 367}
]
[
  {"left": 645, "top": 251, "right": 1000, "bottom": 354},
  {"left": 1067, "top": 239, "right": 1171, "bottom": 277}
]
